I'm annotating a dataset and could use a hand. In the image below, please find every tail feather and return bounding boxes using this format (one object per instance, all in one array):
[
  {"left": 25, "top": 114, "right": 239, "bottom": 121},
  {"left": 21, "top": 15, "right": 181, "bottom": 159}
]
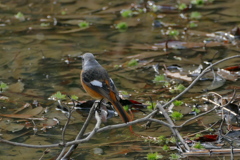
[{"left": 111, "top": 100, "right": 130, "bottom": 123}]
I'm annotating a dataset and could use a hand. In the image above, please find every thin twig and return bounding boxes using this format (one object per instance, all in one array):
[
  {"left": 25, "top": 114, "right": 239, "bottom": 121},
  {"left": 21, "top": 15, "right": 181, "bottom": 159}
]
[
  {"left": 160, "top": 55, "right": 240, "bottom": 111},
  {"left": 59, "top": 102, "right": 97, "bottom": 160},
  {"left": 157, "top": 103, "right": 190, "bottom": 151},
  {"left": 62, "top": 109, "right": 74, "bottom": 144}
]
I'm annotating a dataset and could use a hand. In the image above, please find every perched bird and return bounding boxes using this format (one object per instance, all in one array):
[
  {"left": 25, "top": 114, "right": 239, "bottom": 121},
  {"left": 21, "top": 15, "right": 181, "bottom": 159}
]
[{"left": 80, "top": 53, "right": 130, "bottom": 123}]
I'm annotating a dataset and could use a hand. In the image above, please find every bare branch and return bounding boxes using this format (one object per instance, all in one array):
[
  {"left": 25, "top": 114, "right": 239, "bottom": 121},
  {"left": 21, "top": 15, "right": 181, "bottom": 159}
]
[
  {"left": 58, "top": 102, "right": 97, "bottom": 160},
  {"left": 157, "top": 103, "right": 190, "bottom": 151}
]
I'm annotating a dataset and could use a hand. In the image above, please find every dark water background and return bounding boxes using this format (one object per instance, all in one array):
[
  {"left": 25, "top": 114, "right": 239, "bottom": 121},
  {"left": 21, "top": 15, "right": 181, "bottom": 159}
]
[{"left": 0, "top": 0, "right": 240, "bottom": 159}]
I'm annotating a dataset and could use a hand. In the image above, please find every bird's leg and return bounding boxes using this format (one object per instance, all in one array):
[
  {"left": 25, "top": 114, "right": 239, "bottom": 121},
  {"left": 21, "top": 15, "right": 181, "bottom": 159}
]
[
  {"left": 95, "top": 99, "right": 109, "bottom": 122},
  {"left": 95, "top": 99, "right": 104, "bottom": 112}
]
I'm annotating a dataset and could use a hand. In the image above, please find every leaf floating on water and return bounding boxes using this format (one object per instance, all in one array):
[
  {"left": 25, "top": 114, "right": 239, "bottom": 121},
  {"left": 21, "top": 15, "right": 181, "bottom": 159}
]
[
  {"left": 207, "top": 75, "right": 225, "bottom": 90},
  {"left": 0, "top": 119, "right": 25, "bottom": 132},
  {"left": 14, "top": 103, "right": 32, "bottom": 114},
  {"left": 8, "top": 81, "right": 24, "bottom": 93},
  {"left": 164, "top": 69, "right": 192, "bottom": 82},
  {"left": 25, "top": 106, "right": 44, "bottom": 116},
  {"left": 0, "top": 96, "right": 9, "bottom": 101},
  {"left": 0, "top": 113, "right": 32, "bottom": 119},
  {"left": 5, "top": 123, "right": 25, "bottom": 132},
  {"left": 217, "top": 68, "right": 238, "bottom": 81}
]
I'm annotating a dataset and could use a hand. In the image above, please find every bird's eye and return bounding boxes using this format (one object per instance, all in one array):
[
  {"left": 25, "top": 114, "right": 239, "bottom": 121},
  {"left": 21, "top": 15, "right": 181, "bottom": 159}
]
[{"left": 80, "top": 56, "right": 84, "bottom": 62}]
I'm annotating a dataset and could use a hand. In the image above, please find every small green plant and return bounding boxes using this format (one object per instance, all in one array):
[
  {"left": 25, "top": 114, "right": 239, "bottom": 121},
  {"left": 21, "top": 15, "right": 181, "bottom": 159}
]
[
  {"left": 191, "top": 0, "right": 204, "bottom": 5},
  {"left": 71, "top": 95, "right": 78, "bottom": 100},
  {"left": 169, "top": 136, "right": 176, "bottom": 143},
  {"left": 190, "top": 133, "right": 202, "bottom": 140},
  {"left": 168, "top": 30, "right": 179, "bottom": 36},
  {"left": 163, "top": 81, "right": 170, "bottom": 87},
  {"left": 195, "top": 133, "right": 202, "bottom": 138},
  {"left": 147, "top": 152, "right": 163, "bottom": 160},
  {"left": 193, "top": 142, "right": 204, "bottom": 149},
  {"left": 61, "top": 11, "right": 66, "bottom": 15},
  {"left": 192, "top": 107, "right": 200, "bottom": 114},
  {"left": 123, "top": 105, "right": 130, "bottom": 111},
  {"left": 114, "top": 64, "right": 121, "bottom": 68},
  {"left": 162, "top": 144, "right": 170, "bottom": 151},
  {"left": 158, "top": 135, "right": 167, "bottom": 144},
  {"left": 178, "top": 3, "right": 187, "bottom": 10},
  {"left": 127, "top": 59, "right": 138, "bottom": 67},
  {"left": 52, "top": 91, "right": 66, "bottom": 100},
  {"left": 153, "top": 75, "right": 165, "bottom": 83},
  {"left": 170, "top": 111, "right": 183, "bottom": 120},
  {"left": 78, "top": 21, "right": 89, "bottom": 28},
  {"left": 169, "top": 153, "right": 181, "bottom": 160},
  {"left": 146, "top": 101, "right": 156, "bottom": 110},
  {"left": 175, "top": 84, "right": 185, "bottom": 92},
  {"left": 190, "top": 12, "right": 202, "bottom": 19},
  {"left": 208, "top": 128, "right": 214, "bottom": 132},
  {"left": 169, "top": 84, "right": 186, "bottom": 93},
  {"left": 0, "top": 82, "right": 8, "bottom": 93},
  {"left": 116, "top": 22, "right": 128, "bottom": 30},
  {"left": 40, "top": 23, "right": 50, "bottom": 27},
  {"left": 15, "top": 12, "right": 25, "bottom": 21},
  {"left": 189, "top": 21, "right": 198, "bottom": 28},
  {"left": 120, "top": 9, "right": 133, "bottom": 18},
  {"left": 119, "top": 90, "right": 129, "bottom": 96},
  {"left": 173, "top": 100, "right": 183, "bottom": 106}
]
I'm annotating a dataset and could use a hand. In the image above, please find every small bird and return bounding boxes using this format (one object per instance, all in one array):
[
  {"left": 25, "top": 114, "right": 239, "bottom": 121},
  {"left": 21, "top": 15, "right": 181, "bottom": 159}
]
[{"left": 80, "top": 53, "right": 130, "bottom": 123}]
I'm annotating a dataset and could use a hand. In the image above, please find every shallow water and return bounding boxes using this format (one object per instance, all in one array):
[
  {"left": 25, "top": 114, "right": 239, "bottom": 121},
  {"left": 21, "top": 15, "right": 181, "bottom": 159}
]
[{"left": 0, "top": 0, "right": 240, "bottom": 159}]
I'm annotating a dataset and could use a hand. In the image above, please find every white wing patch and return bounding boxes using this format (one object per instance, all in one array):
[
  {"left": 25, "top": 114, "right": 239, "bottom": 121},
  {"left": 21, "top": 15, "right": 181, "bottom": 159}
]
[{"left": 90, "top": 80, "right": 103, "bottom": 87}]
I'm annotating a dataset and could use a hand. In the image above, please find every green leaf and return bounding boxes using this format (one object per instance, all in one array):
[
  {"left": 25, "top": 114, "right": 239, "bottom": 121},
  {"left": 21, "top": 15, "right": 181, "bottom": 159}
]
[
  {"left": 127, "top": 59, "right": 138, "bottom": 67},
  {"left": 0, "top": 82, "right": 8, "bottom": 90},
  {"left": 192, "top": 107, "right": 200, "bottom": 114},
  {"left": 169, "top": 153, "right": 181, "bottom": 160},
  {"left": 193, "top": 142, "right": 204, "bottom": 149},
  {"left": 173, "top": 100, "right": 183, "bottom": 106},
  {"left": 78, "top": 21, "right": 89, "bottom": 28},
  {"left": 169, "top": 84, "right": 186, "bottom": 93},
  {"left": 153, "top": 75, "right": 165, "bottom": 83},
  {"left": 123, "top": 105, "right": 130, "bottom": 111},
  {"left": 167, "top": 30, "right": 179, "bottom": 36},
  {"left": 189, "top": 22, "right": 198, "bottom": 28},
  {"left": 190, "top": 12, "right": 202, "bottom": 19},
  {"left": 71, "top": 95, "right": 78, "bottom": 100},
  {"left": 40, "top": 23, "right": 50, "bottom": 27},
  {"left": 116, "top": 22, "right": 128, "bottom": 31},
  {"left": 147, "top": 152, "right": 163, "bottom": 160},
  {"left": 15, "top": 12, "right": 25, "bottom": 21},
  {"left": 120, "top": 9, "right": 133, "bottom": 18},
  {"left": 53, "top": 91, "right": 66, "bottom": 100},
  {"left": 162, "top": 145, "right": 170, "bottom": 151},
  {"left": 146, "top": 101, "right": 156, "bottom": 110},
  {"left": 170, "top": 111, "right": 183, "bottom": 120},
  {"left": 178, "top": 3, "right": 187, "bottom": 10},
  {"left": 169, "top": 137, "right": 176, "bottom": 143},
  {"left": 191, "top": 0, "right": 204, "bottom": 5},
  {"left": 61, "top": 11, "right": 66, "bottom": 15},
  {"left": 158, "top": 135, "right": 166, "bottom": 143}
]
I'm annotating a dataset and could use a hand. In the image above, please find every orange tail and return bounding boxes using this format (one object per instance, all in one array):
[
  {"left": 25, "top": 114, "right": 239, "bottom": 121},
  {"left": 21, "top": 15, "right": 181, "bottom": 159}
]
[{"left": 111, "top": 100, "right": 131, "bottom": 123}]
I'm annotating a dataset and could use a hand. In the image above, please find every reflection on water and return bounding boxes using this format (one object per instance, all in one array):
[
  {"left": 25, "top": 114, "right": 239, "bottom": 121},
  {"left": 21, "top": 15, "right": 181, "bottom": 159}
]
[{"left": 0, "top": 0, "right": 240, "bottom": 159}]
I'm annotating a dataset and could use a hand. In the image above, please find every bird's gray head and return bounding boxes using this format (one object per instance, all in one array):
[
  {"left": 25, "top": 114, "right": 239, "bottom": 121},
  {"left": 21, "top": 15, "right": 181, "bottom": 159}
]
[
  {"left": 81, "top": 53, "right": 100, "bottom": 69},
  {"left": 82, "top": 53, "right": 95, "bottom": 61}
]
